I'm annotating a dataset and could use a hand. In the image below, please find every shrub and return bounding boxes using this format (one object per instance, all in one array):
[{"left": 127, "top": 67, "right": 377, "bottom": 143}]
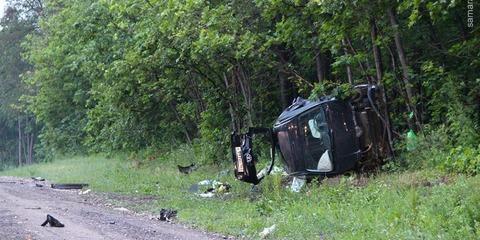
[{"left": 441, "top": 146, "right": 480, "bottom": 175}]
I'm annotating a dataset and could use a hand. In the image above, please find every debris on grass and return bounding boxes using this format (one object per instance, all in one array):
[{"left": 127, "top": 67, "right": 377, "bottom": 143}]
[
  {"left": 270, "top": 166, "right": 287, "bottom": 176},
  {"left": 31, "top": 177, "right": 45, "bottom": 181},
  {"left": 158, "top": 208, "right": 177, "bottom": 222},
  {"left": 197, "top": 179, "right": 220, "bottom": 186},
  {"left": 193, "top": 180, "right": 231, "bottom": 198},
  {"left": 199, "top": 192, "right": 215, "bottom": 198},
  {"left": 40, "top": 214, "right": 64, "bottom": 227},
  {"left": 290, "top": 177, "right": 306, "bottom": 192},
  {"left": 177, "top": 163, "right": 197, "bottom": 174},
  {"left": 259, "top": 224, "right": 276, "bottom": 239}
]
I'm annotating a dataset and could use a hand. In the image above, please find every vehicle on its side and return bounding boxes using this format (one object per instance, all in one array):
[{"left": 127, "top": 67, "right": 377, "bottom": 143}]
[{"left": 231, "top": 84, "right": 393, "bottom": 184}]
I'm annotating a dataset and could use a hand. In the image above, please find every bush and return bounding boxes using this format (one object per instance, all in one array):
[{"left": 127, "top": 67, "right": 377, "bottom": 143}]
[{"left": 441, "top": 146, "right": 480, "bottom": 175}]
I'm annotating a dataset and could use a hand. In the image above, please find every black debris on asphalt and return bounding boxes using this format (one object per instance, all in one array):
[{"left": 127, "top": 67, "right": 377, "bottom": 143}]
[{"left": 40, "top": 214, "right": 65, "bottom": 227}]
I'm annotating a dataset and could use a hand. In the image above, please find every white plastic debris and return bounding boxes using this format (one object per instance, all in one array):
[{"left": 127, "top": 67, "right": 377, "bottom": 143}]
[
  {"left": 257, "top": 168, "right": 267, "bottom": 179},
  {"left": 198, "top": 192, "right": 215, "bottom": 198},
  {"left": 259, "top": 224, "right": 276, "bottom": 239},
  {"left": 113, "top": 207, "right": 131, "bottom": 212},
  {"left": 78, "top": 189, "right": 91, "bottom": 195},
  {"left": 290, "top": 177, "right": 306, "bottom": 192},
  {"left": 198, "top": 179, "right": 220, "bottom": 186}
]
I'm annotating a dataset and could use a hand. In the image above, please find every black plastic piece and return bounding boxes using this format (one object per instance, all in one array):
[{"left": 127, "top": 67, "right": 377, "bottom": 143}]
[{"left": 41, "top": 214, "right": 64, "bottom": 227}]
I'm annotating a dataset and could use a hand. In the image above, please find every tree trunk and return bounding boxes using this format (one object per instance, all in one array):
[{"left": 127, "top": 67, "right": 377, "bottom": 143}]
[
  {"left": 369, "top": 18, "right": 394, "bottom": 154},
  {"left": 236, "top": 65, "right": 253, "bottom": 127},
  {"left": 223, "top": 72, "right": 238, "bottom": 132},
  {"left": 370, "top": 18, "right": 383, "bottom": 83},
  {"left": 341, "top": 39, "right": 354, "bottom": 84},
  {"left": 17, "top": 117, "right": 22, "bottom": 167},
  {"left": 387, "top": 7, "right": 421, "bottom": 131},
  {"left": 315, "top": 49, "right": 326, "bottom": 83},
  {"left": 345, "top": 37, "right": 374, "bottom": 83},
  {"left": 276, "top": 49, "right": 293, "bottom": 108},
  {"left": 28, "top": 133, "right": 34, "bottom": 164},
  {"left": 278, "top": 67, "right": 289, "bottom": 108}
]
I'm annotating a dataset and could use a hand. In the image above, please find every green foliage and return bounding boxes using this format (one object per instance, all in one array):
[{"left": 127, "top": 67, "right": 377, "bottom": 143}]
[
  {"left": 0, "top": 1, "right": 39, "bottom": 166},
  {"left": 309, "top": 81, "right": 354, "bottom": 101},
  {"left": 442, "top": 146, "right": 480, "bottom": 175},
  {"left": 0, "top": 0, "right": 477, "bottom": 170}
]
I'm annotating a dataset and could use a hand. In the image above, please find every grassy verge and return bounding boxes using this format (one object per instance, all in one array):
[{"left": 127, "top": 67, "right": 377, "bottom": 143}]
[{"left": 2, "top": 151, "right": 479, "bottom": 239}]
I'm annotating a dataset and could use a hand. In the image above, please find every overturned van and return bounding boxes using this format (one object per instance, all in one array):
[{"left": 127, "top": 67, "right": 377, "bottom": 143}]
[{"left": 231, "top": 84, "right": 393, "bottom": 184}]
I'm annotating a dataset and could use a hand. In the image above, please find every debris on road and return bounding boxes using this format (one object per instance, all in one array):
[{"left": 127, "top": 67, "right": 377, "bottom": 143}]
[
  {"left": 259, "top": 224, "right": 276, "bottom": 239},
  {"left": 159, "top": 208, "right": 177, "bottom": 222},
  {"left": 177, "top": 163, "right": 197, "bottom": 174},
  {"left": 51, "top": 183, "right": 89, "bottom": 190},
  {"left": 31, "top": 177, "right": 45, "bottom": 181},
  {"left": 25, "top": 207, "right": 41, "bottom": 210},
  {"left": 78, "top": 189, "right": 91, "bottom": 195},
  {"left": 40, "top": 214, "right": 65, "bottom": 227},
  {"left": 113, "top": 207, "right": 131, "bottom": 213},
  {"left": 35, "top": 183, "right": 43, "bottom": 188},
  {"left": 0, "top": 181, "right": 16, "bottom": 184}
]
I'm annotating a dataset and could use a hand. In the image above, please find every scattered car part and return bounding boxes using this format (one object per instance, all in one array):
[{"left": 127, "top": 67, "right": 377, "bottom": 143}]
[
  {"left": 78, "top": 189, "right": 91, "bottom": 195},
  {"left": 231, "top": 127, "right": 276, "bottom": 184},
  {"left": 232, "top": 84, "right": 393, "bottom": 184},
  {"left": 177, "top": 163, "right": 197, "bottom": 174},
  {"left": 40, "top": 214, "right": 64, "bottom": 227},
  {"left": 159, "top": 208, "right": 177, "bottom": 221},
  {"left": 31, "top": 177, "right": 45, "bottom": 181},
  {"left": 194, "top": 180, "right": 231, "bottom": 198},
  {"left": 199, "top": 192, "right": 215, "bottom": 198},
  {"left": 51, "top": 183, "right": 89, "bottom": 189},
  {"left": 290, "top": 177, "right": 306, "bottom": 192}
]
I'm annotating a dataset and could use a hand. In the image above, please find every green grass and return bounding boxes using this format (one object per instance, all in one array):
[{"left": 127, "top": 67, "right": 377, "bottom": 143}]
[{"left": 2, "top": 150, "right": 480, "bottom": 239}]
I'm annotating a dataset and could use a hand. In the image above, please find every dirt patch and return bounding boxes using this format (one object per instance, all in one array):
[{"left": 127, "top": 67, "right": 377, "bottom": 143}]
[{"left": 0, "top": 176, "right": 227, "bottom": 240}]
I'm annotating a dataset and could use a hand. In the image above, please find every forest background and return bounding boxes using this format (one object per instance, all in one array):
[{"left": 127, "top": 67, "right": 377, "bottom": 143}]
[{"left": 0, "top": 0, "right": 479, "bottom": 174}]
